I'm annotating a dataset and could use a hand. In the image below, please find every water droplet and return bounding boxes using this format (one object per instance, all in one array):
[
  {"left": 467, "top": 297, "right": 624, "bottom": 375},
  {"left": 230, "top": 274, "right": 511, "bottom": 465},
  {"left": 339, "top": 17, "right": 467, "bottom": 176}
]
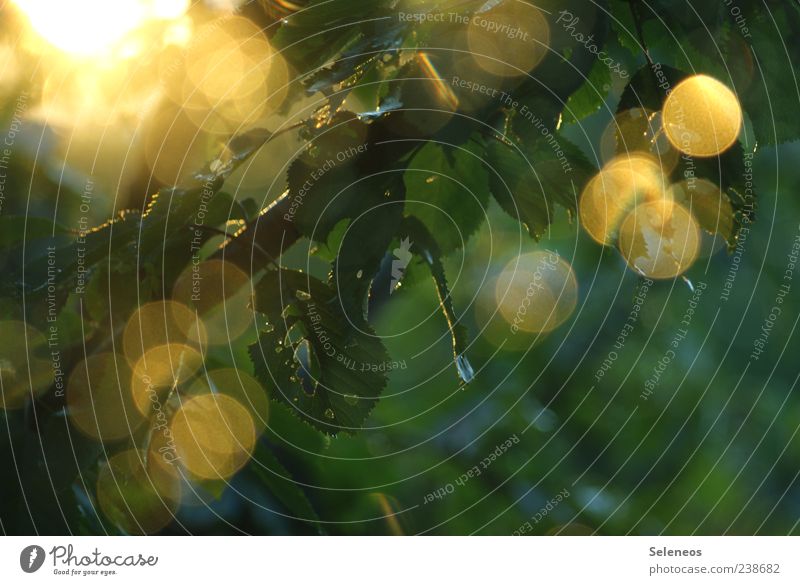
[
  {"left": 281, "top": 304, "right": 301, "bottom": 319},
  {"left": 209, "top": 158, "right": 224, "bottom": 174},
  {"left": 285, "top": 321, "right": 307, "bottom": 347},
  {"left": 425, "top": 176, "right": 437, "bottom": 184},
  {"left": 356, "top": 269, "right": 363, "bottom": 279},
  {"left": 455, "top": 354, "right": 475, "bottom": 384},
  {"left": 344, "top": 394, "right": 358, "bottom": 405},
  {"left": 324, "top": 408, "right": 335, "bottom": 420},
  {"left": 295, "top": 290, "right": 312, "bottom": 302},
  {"left": 293, "top": 339, "right": 321, "bottom": 396},
  {"left": 263, "top": 322, "right": 275, "bottom": 333}
]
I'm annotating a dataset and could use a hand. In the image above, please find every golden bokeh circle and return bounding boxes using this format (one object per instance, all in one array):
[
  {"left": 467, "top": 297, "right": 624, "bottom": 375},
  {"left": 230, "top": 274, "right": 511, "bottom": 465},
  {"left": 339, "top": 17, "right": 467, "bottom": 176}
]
[
  {"left": 495, "top": 252, "right": 578, "bottom": 334},
  {"left": 187, "top": 368, "right": 268, "bottom": 435},
  {"left": 123, "top": 300, "right": 207, "bottom": 365},
  {"left": 67, "top": 352, "right": 145, "bottom": 442},
  {"left": 579, "top": 154, "right": 670, "bottom": 245},
  {"left": 170, "top": 393, "right": 256, "bottom": 480},
  {"left": 467, "top": 2, "right": 550, "bottom": 78},
  {"left": 618, "top": 200, "right": 701, "bottom": 278},
  {"left": 130, "top": 343, "right": 204, "bottom": 416},
  {"left": 178, "top": 16, "right": 288, "bottom": 135},
  {"left": 663, "top": 74, "right": 742, "bottom": 157}
]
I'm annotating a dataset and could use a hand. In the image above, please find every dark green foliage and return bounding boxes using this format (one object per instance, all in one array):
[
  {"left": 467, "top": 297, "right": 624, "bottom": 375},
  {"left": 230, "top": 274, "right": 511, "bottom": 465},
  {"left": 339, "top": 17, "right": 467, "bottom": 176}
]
[
  {"left": 250, "top": 269, "right": 389, "bottom": 435},
  {"left": 5, "top": 0, "right": 799, "bottom": 535}
]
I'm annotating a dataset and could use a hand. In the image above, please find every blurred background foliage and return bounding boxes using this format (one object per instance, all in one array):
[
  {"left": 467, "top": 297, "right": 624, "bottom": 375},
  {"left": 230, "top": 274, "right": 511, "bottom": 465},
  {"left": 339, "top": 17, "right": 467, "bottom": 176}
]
[{"left": 0, "top": 0, "right": 799, "bottom": 535}]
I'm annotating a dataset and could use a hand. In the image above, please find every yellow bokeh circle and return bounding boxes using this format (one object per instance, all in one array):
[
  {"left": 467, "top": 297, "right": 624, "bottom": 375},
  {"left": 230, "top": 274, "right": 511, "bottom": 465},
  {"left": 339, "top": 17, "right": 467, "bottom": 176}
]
[
  {"left": 467, "top": 2, "right": 550, "bottom": 78},
  {"left": 130, "top": 343, "right": 204, "bottom": 416},
  {"left": 187, "top": 368, "right": 269, "bottom": 435},
  {"left": 123, "top": 300, "right": 207, "bottom": 365},
  {"left": 617, "top": 200, "right": 700, "bottom": 278},
  {"left": 495, "top": 251, "right": 578, "bottom": 334},
  {"left": 67, "top": 352, "right": 146, "bottom": 441},
  {"left": 170, "top": 393, "right": 256, "bottom": 480},
  {"left": 663, "top": 74, "right": 742, "bottom": 157},
  {"left": 579, "top": 153, "right": 670, "bottom": 245}
]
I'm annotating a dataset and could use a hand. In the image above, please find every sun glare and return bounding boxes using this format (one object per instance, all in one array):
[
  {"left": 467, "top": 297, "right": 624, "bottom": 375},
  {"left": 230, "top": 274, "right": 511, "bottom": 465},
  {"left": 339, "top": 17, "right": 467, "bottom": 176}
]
[{"left": 13, "top": 0, "right": 189, "bottom": 57}]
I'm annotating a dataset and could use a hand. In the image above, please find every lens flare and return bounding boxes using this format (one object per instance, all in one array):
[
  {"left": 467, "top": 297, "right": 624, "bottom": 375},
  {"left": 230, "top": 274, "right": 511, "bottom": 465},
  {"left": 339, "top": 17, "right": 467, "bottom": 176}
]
[
  {"left": 13, "top": 0, "right": 189, "bottom": 58},
  {"left": 417, "top": 52, "right": 459, "bottom": 112},
  {"left": 370, "top": 493, "right": 405, "bottom": 536},
  {"left": 386, "top": 52, "right": 459, "bottom": 137}
]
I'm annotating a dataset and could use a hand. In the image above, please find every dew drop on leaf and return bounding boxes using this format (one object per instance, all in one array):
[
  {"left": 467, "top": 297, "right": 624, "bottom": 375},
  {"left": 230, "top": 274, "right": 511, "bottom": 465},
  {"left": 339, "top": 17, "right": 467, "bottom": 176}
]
[{"left": 455, "top": 354, "right": 475, "bottom": 384}]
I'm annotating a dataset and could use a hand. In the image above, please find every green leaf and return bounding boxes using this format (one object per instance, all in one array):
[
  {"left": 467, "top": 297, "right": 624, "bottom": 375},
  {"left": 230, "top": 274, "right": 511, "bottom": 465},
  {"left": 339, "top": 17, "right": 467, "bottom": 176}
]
[
  {"left": 330, "top": 178, "right": 404, "bottom": 321},
  {"left": 0, "top": 215, "right": 68, "bottom": 247},
  {"left": 737, "top": 7, "right": 800, "bottom": 145},
  {"left": 608, "top": 0, "right": 640, "bottom": 55},
  {"left": 401, "top": 217, "right": 474, "bottom": 384},
  {"left": 562, "top": 58, "right": 613, "bottom": 124},
  {"left": 249, "top": 269, "right": 389, "bottom": 435},
  {"left": 403, "top": 139, "right": 491, "bottom": 255},
  {"left": 486, "top": 129, "right": 595, "bottom": 239},
  {"left": 272, "top": 0, "right": 398, "bottom": 79},
  {"left": 250, "top": 442, "right": 324, "bottom": 534},
  {"left": 288, "top": 113, "right": 374, "bottom": 241}
]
